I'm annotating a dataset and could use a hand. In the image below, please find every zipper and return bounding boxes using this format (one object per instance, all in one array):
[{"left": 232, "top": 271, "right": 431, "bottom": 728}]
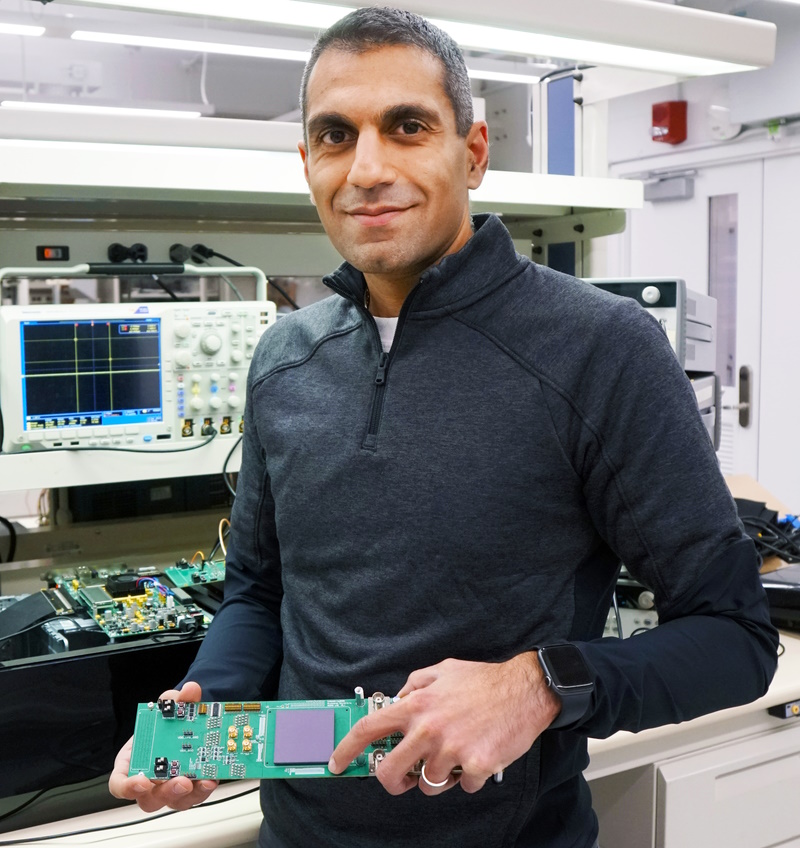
[{"left": 361, "top": 283, "right": 422, "bottom": 452}]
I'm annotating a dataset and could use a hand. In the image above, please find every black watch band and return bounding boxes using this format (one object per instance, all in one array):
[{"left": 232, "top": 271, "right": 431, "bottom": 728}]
[{"left": 537, "top": 644, "right": 594, "bottom": 730}]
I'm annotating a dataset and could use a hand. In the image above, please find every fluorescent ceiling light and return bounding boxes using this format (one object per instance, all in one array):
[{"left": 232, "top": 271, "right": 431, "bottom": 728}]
[
  {"left": 69, "top": 0, "right": 350, "bottom": 28},
  {"left": 72, "top": 30, "right": 311, "bottom": 61},
  {"left": 64, "top": 0, "right": 774, "bottom": 76},
  {"left": 467, "top": 69, "right": 542, "bottom": 86},
  {"left": 0, "top": 23, "right": 46, "bottom": 36},
  {"left": 1, "top": 101, "right": 202, "bottom": 118},
  {"left": 433, "top": 18, "right": 754, "bottom": 77}
]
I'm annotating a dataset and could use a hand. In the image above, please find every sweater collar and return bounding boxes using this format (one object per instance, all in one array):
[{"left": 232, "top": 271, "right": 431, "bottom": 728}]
[{"left": 324, "top": 213, "right": 522, "bottom": 314}]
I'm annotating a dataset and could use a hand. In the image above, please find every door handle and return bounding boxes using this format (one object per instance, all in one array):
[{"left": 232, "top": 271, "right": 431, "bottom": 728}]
[{"left": 735, "top": 365, "right": 751, "bottom": 428}]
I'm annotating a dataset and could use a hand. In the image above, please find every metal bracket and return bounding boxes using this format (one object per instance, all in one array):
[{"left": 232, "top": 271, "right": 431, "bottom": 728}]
[{"left": 531, "top": 209, "right": 627, "bottom": 246}]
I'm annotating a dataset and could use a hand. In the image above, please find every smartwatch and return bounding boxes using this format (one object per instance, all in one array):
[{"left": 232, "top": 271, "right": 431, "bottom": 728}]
[{"left": 537, "top": 644, "right": 594, "bottom": 729}]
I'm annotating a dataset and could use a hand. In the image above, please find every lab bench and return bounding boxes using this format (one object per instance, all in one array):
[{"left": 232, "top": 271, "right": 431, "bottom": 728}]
[{"left": 3, "top": 635, "right": 799, "bottom": 848}]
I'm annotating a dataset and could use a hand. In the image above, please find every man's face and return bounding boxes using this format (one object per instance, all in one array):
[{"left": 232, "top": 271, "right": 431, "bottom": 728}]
[{"left": 298, "top": 44, "right": 489, "bottom": 283}]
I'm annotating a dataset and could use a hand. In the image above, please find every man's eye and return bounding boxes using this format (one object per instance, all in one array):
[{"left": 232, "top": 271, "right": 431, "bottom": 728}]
[
  {"left": 321, "top": 129, "right": 350, "bottom": 144},
  {"left": 399, "top": 121, "right": 423, "bottom": 135}
]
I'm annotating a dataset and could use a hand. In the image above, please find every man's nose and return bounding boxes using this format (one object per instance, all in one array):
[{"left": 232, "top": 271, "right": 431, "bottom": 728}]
[{"left": 347, "top": 130, "right": 395, "bottom": 189}]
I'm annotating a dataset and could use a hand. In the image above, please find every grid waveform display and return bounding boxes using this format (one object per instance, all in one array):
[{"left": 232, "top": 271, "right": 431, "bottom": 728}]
[{"left": 21, "top": 318, "right": 163, "bottom": 430}]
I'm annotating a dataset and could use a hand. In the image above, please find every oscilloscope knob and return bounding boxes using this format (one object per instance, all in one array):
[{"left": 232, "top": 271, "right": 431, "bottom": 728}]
[
  {"left": 174, "top": 350, "right": 192, "bottom": 369},
  {"left": 174, "top": 322, "right": 191, "bottom": 340},
  {"left": 641, "top": 285, "right": 661, "bottom": 305},
  {"left": 231, "top": 350, "right": 243, "bottom": 364},
  {"left": 190, "top": 397, "right": 204, "bottom": 411},
  {"left": 227, "top": 395, "right": 242, "bottom": 409},
  {"left": 209, "top": 396, "right": 222, "bottom": 410},
  {"left": 200, "top": 332, "right": 223, "bottom": 355}
]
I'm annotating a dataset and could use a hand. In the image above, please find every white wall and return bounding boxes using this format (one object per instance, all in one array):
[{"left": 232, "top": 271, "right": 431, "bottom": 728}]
[{"left": 601, "top": 4, "right": 800, "bottom": 507}]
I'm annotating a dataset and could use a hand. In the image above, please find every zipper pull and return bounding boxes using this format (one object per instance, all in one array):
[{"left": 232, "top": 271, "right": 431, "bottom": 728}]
[{"left": 375, "top": 352, "right": 389, "bottom": 385}]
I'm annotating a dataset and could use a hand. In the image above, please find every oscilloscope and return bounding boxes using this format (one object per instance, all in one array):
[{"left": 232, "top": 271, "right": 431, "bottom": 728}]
[{"left": 0, "top": 301, "right": 277, "bottom": 453}]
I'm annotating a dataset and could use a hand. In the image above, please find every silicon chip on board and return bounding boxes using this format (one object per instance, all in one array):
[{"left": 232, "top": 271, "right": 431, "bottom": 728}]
[{"left": 272, "top": 709, "right": 335, "bottom": 765}]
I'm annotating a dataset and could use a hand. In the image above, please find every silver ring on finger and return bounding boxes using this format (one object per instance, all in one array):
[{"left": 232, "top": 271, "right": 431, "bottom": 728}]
[{"left": 420, "top": 762, "right": 450, "bottom": 788}]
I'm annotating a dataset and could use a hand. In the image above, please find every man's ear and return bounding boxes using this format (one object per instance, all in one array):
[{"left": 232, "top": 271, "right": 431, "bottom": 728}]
[
  {"left": 465, "top": 121, "right": 490, "bottom": 190},
  {"left": 297, "top": 140, "right": 317, "bottom": 206}
]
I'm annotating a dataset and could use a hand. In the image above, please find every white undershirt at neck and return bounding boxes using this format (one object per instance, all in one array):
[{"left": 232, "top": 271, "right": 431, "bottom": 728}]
[{"left": 373, "top": 315, "right": 398, "bottom": 353}]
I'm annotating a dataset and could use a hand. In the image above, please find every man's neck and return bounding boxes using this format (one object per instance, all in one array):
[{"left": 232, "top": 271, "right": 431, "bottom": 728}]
[{"left": 364, "top": 274, "right": 419, "bottom": 318}]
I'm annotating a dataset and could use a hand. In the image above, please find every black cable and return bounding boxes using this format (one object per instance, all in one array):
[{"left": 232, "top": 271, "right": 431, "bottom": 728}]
[
  {"left": 30, "top": 432, "right": 219, "bottom": 455},
  {"left": 0, "top": 789, "right": 49, "bottom": 825},
  {"left": 151, "top": 274, "right": 179, "bottom": 301},
  {"left": 536, "top": 62, "right": 595, "bottom": 84},
  {"left": 222, "top": 436, "right": 243, "bottom": 498},
  {"left": 0, "top": 515, "right": 16, "bottom": 563},
  {"left": 742, "top": 516, "right": 800, "bottom": 563},
  {"left": 193, "top": 258, "right": 245, "bottom": 302},
  {"left": 205, "top": 247, "right": 301, "bottom": 311},
  {"left": 611, "top": 591, "right": 623, "bottom": 638},
  {"left": 0, "top": 785, "right": 260, "bottom": 846},
  {"left": 208, "top": 523, "right": 230, "bottom": 561}
]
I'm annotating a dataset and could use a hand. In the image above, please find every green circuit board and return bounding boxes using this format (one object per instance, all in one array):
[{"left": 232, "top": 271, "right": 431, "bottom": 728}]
[
  {"left": 44, "top": 566, "right": 210, "bottom": 640},
  {"left": 129, "top": 692, "right": 403, "bottom": 780},
  {"left": 164, "top": 559, "right": 226, "bottom": 588}
]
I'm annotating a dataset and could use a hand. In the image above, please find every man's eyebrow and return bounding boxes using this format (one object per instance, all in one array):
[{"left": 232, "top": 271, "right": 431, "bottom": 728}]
[
  {"left": 380, "top": 103, "right": 442, "bottom": 128},
  {"left": 307, "top": 112, "right": 357, "bottom": 139}
]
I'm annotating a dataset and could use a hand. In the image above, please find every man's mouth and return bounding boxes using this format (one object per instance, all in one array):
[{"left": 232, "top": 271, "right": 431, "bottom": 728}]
[{"left": 347, "top": 206, "right": 410, "bottom": 227}]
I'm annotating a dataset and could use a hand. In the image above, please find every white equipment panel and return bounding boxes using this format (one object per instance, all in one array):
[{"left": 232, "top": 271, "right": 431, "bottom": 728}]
[{"left": 0, "top": 301, "right": 276, "bottom": 454}]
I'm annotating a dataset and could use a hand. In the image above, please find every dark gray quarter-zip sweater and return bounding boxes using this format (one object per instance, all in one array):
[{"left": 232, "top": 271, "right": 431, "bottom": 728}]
[{"left": 183, "top": 214, "right": 777, "bottom": 848}]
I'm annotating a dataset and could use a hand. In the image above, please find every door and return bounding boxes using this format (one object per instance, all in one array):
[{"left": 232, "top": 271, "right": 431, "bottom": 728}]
[
  {"left": 621, "top": 161, "right": 763, "bottom": 477},
  {"left": 760, "top": 155, "right": 800, "bottom": 507}
]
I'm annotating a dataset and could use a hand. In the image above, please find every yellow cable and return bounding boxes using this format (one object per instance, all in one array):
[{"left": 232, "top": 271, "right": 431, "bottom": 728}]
[
  {"left": 218, "top": 518, "right": 230, "bottom": 558},
  {"left": 190, "top": 550, "right": 205, "bottom": 565}
]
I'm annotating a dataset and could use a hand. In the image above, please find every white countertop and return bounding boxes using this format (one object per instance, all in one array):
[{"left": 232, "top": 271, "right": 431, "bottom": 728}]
[
  {"left": 586, "top": 631, "right": 800, "bottom": 780},
  {"left": 5, "top": 633, "right": 800, "bottom": 847}
]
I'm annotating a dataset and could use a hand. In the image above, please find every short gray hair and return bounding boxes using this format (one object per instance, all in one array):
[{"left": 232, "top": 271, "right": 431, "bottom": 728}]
[{"left": 300, "top": 7, "right": 474, "bottom": 138}]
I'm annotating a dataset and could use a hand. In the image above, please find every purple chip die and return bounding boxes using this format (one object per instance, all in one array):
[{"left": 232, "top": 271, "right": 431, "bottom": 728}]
[{"left": 273, "top": 709, "right": 335, "bottom": 765}]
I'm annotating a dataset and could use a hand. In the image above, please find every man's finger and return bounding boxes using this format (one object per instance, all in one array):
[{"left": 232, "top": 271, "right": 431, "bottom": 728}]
[
  {"left": 396, "top": 664, "right": 443, "bottom": 698},
  {"left": 160, "top": 680, "right": 203, "bottom": 702},
  {"left": 328, "top": 703, "right": 406, "bottom": 774},
  {"left": 138, "top": 777, "right": 218, "bottom": 813},
  {"left": 417, "top": 760, "right": 460, "bottom": 796},
  {"left": 458, "top": 772, "right": 489, "bottom": 794}
]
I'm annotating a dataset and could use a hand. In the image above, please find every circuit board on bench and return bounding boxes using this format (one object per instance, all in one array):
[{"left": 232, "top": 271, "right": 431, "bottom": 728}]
[
  {"left": 164, "top": 559, "right": 226, "bottom": 588},
  {"left": 129, "top": 690, "right": 403, "bottom": 780}
]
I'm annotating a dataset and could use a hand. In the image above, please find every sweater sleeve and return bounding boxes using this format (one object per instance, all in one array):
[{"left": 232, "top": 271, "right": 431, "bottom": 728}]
[
  {"left": 179, "top": 375, "right": 284, "bottom": 701},
  {"left": 541, "top": 297, "right": 778, "bottom": 737}
]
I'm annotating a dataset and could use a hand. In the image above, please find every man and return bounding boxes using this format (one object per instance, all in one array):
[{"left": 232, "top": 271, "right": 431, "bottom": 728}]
[{"left": 110, "top": 8, "right": 778, "bottom": 847}]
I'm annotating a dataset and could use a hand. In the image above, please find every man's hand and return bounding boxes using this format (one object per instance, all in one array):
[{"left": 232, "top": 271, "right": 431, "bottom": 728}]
[
  {"left": 328, "top": 652, "right": 561, "bottom": 796},
  {"left": 108, "top": 681, "right": 218, "bottom": 812}
]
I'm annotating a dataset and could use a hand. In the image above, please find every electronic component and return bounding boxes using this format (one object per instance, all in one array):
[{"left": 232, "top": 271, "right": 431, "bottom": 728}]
[
  {"left": 273, "top": 709, "right": 335, "bottom": 765},
  {"left": 43, "top": 565, "right": 211, "bottom": 641},
  {"left": 583, "top": 278, "right": 717, "bottom": 373},
  {"left": 129, "top": 691, "right": 403, "bottom": 781},
  {"left": 768, "top": 699, "right": 800, "bottom": 720},
  {"left": 166, "top": 559, "right": 226, "bottom": 587},
  {"left": 0, "top": 301, "right": 276, "bottom": 453}
]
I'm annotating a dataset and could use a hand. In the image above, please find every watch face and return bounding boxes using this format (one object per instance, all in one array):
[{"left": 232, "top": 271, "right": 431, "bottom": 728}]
[{"left": 542, "top": 645, "right": 592, "bottom": 689}]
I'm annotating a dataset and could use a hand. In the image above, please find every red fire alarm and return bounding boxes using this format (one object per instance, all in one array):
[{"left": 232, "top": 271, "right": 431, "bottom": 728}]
[{"left": 652, "top": 100, "right": 687, "bottom": 145}]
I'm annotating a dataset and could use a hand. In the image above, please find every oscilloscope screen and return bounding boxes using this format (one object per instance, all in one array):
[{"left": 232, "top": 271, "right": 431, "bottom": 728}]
[{"left": 20, "top": 318, "right": 164, "bottom": 430}]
